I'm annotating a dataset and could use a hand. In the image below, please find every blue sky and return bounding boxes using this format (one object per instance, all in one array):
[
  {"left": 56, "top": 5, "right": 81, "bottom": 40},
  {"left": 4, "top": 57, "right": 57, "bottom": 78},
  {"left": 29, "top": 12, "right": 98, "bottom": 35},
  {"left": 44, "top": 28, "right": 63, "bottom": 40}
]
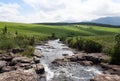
[{"left": 0, "top": 0, "right": 120, "bottom": 23}]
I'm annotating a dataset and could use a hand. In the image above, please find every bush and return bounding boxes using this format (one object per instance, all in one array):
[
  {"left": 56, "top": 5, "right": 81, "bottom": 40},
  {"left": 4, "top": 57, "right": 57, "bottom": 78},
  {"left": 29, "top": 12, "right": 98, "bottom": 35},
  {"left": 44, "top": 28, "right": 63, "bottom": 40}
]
[
  {"left": 65, "top": 37, "right": 84, "bottom": 50},
  {"left": 69, "top": 37, "right": 77, "bottom": 48},
  {"left": 0, "top": 39, "right": 17, "bottom": 50},
  {"left": 75, "top": 37, "right": 84, "bottom": 50},
  {"left": 29, "top": 36, "right": 35, "bottom": 45},
  {"left": 21, "top": 46, "right": 34, "bottom": 57},
  {"left": 110, "top": 34, "right": 120, "bottom": 65},
  {"left": 83, "top": 39, "right": 102, "bottom": 53}
]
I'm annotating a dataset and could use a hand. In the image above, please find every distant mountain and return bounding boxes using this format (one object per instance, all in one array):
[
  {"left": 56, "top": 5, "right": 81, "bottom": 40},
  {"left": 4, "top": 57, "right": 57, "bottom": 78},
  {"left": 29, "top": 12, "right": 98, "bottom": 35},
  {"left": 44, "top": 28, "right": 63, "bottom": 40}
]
[{"left": 91, "top": 17, "right": 120, "bottom": 26}]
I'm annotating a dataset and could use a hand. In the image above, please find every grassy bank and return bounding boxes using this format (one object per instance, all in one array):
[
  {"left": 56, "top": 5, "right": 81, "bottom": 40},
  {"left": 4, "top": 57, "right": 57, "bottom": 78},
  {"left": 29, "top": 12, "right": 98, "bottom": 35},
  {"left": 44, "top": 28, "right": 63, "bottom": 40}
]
[{"left": 0, "top": 22, "right": 120, "bottom": 62}]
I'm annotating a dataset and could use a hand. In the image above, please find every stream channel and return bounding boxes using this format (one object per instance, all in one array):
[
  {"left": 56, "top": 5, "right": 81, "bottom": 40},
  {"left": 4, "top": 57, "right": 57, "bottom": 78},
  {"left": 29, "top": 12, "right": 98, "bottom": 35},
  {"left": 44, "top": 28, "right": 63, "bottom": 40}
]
[{"left": 35, "top": 39, "right": 103, "bottom": 81}]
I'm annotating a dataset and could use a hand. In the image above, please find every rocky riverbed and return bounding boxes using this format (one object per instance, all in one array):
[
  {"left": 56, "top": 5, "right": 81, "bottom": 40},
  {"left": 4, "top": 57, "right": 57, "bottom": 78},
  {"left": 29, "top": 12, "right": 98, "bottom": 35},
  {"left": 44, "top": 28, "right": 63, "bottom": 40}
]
[
  {"left": 37, "top": 39, "right": 120, "bottom": 81},
  {"left": 0, "top": 39, "right": 120, "bottom": 81},
  {"left": 0, "top": 50, "right": 45, "bottom": 81}
]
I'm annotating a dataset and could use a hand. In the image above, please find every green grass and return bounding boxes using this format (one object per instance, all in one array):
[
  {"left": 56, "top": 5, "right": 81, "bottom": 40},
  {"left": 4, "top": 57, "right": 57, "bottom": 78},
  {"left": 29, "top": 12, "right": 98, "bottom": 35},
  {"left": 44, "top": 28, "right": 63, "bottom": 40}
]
[
  {"left": 0, "top": 22, "right": 120, "bottom": 37},
  {"left": 0, "top": 22, "right": 120, "bottom": 50}
]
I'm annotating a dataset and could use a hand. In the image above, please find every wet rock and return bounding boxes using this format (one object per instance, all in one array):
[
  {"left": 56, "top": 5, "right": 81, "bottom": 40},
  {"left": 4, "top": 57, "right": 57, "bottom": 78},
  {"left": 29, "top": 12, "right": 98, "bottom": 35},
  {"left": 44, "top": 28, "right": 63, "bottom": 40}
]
[
  {"left": 19, "top": 63, "right": 33, "bottom": 70},
  {"left": 33, "top": 56, "right": 40, "bottom": 64},
  {"left": 36, "top": 64, "right": 45, "bottom": 74},
  {"left": 11, "top": 48, "right": 24, "bottom": 54},
  {"left": 79, "top": 61, "right": 93, "bottom": 66},
  {"left": 65, "top": 54, "right": 85, "bottom": 62},
  {"left": 1, "top": 66, "right": 16, "bottom": 73},
  {"left": 33, "top": 52, "right": 43, "bottom": 58},
  {"left": 83, "top": 54, "right": 102, "bottom": 64},
  {"left": 52, "top": 58, "right": 64, "bottom": 65},
  {"left": 0, "top": 69, "right": 38, "bottom": 81},
  {"left": 62, "top": 47, "right": 70, "bottom": 50},
  {"left": 12, "top": 57, "right": 32, "bottom": 64},
  {"left": 0, "top": 61, "right": 7, "bottom": 69},
  {"left": 90, "top": 74, "right": 120, "bottom": 81},
  {"left": 101, "top": 63, "right": 120, "bottom": 75},
  {"left": 40, "top": 78, "right": 46, "bottom": 81},
  {"left": 62, "top": 54, "right": 68, "bottom": 56},
  {"left": 0, "top": 54, "right": 13, "bottom": 61}
]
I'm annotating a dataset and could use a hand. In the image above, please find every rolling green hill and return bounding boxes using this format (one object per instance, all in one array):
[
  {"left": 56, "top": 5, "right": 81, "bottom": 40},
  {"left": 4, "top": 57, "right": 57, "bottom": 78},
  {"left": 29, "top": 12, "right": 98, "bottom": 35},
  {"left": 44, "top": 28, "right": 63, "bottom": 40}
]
[
  {"left": 0, "top": 22, "right": 120, "bottom": 56},
  {"left": 0, "top": 22, "right": 120, "bottom": 37}
]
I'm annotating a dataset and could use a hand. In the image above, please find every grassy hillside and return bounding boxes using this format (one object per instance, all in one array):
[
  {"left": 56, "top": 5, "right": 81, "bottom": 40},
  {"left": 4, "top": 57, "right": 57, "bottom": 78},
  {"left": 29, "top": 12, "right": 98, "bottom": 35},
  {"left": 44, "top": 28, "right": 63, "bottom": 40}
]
[
  {"left": 0, "top": 22, "right": 120, "bottom": 57},
  {"left": 0, "top": 22, "right": 120, "bottom": 37},
  {"left": 0, "top": 22, "right": 119, "bottom": 63}
]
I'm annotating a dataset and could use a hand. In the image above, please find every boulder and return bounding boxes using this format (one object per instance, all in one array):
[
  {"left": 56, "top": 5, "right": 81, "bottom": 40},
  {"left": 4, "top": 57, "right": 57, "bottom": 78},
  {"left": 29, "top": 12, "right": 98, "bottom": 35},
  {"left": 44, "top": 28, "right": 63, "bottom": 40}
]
[
  {"left": 1, "top": 66, "right": 16, "bottom": 73},
  {"left": 65, "top": 54, "right": 85, "bottom": 62},
  {"left": 0, "top": 69, "right": 38, "bottom": 81},
  {"left": 0, "top": 61, "right": 7, "bottom": 69},
  {"left": 101, "top": 63, "right": 120, "bottom": 75},
  {"left": 35, "top": 64, "right": 45, "bottom": 74},
  {"left": 12, "top": 57, "right": 32, "bottom": 64},
  {"left": 19, "top": 63, "right": 33, "bottom": 70},
  {"left": 62, "top": 54, "right": 69, "bottom": 56},
  {"left": 33, "top": 56, "right": 40, "bottom": 64},
  {"left": 52, "top": 58, "right": 64, "bottom": 65},
  {"left": 33, "top": 51, "right": 43, "bottom": 58},
  {"left": 79, "top": 61, "right": 93, "bottom": 66},
  {"left": 0, "top": 54, "right": 13, "bottom": 61},
  {"left": 90, "top": 74, "right": 120, "bottom": 81},
  {"left": 83, "top": 54, "right": 102, "bottom": 64}
]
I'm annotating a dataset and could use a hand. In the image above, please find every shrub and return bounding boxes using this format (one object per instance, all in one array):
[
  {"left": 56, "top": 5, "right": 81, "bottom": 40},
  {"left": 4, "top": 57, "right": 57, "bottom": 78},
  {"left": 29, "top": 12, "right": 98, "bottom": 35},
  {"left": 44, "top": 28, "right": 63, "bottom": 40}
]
[
  {"left": 0, "top": 39, "right": 17, "bottom": 50},
  {"left": 83, "top": 39, "right": 102, "bottom": 53},
  {"left": 75, "top": 37, "right": 84, "bottom": 50},
  {"left": 110, "top": 34, "right": 120, "bottom": 65},
  {"left": 69, "top": 37, "right": 77, "bottom": 48},
  {"left": 21, "top": 46, "right": 34, "bottom": 57},
  {"left": 2, "top": 26, "right": 8, "bottom": 34},
  {"left": 65, "top": 37, "right": 84, "bottom": 50},
  {"left": 29, "top": 36, "right": 35, "bottom": 45}
]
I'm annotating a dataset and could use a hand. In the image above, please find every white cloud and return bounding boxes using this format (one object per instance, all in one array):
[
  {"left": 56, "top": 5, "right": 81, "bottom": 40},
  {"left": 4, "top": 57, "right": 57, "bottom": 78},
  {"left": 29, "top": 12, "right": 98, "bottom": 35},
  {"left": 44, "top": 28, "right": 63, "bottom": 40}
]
[
  {"left": 0, "top": 0, "right": 120, "bottom": 23},
  {"left": 0, "top": 3, "right": 25, "bottom": 22}
]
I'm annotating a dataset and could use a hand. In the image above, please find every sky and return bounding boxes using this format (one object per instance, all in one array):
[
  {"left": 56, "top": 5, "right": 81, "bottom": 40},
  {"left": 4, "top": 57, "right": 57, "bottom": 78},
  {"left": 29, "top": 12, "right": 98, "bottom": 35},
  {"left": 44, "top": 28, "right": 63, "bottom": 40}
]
[{"left": 0, "top": 0, "right": 120, "bottom": 23}]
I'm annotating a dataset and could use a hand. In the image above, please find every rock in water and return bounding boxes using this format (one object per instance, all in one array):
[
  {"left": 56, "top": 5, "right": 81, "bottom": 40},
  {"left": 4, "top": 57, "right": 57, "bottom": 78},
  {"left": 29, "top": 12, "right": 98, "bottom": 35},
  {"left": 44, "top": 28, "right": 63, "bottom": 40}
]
[
  {"left": 35, "top": 64, "right": 45, "bottom": 74},
  {"left": 91, "top": 74, "right": 120, "bottom": 81}
]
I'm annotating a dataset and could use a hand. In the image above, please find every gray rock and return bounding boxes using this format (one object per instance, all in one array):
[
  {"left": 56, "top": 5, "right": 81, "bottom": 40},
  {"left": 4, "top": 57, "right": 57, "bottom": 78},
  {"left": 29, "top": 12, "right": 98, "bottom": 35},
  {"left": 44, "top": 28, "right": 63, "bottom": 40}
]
[
  {"left": 0, "top": 69, "right": 38, "bottom": 81},
  {"left": 0, "top": 54, "right": 13, "bottom": 61},
  {"left": 79, "top": 61, "right": 93, "bottom": 66},
  {"left": 36, "top": 64, "right": 45, "bottom": 74},
  {"left": 12, "top": 57, "right": 32, "bottom": 64},
  {"left": 0, "top": 61, "right": 7, "bottom": 69},
  {"left": 83, "top": 54, "right": 102, "bottom": 64},
  {"left": 33, "top": 56, "right": 40, "bottom": 64},
  {"left": 90, "top": 74, "right": 120, "bottom": 81},
  {"left": 1, "top": 66, "right": 16, "bottom": 73},
  {"left": 33, "top": 52, "right": 43, "bottom": 58}
]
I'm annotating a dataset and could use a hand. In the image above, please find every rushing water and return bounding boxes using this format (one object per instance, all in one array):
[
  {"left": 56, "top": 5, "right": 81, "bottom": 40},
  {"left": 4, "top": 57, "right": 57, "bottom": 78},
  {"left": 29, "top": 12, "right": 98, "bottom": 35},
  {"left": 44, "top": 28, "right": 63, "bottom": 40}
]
[{"left": 35, "top": 39, "right": 103, "bottom": 81}]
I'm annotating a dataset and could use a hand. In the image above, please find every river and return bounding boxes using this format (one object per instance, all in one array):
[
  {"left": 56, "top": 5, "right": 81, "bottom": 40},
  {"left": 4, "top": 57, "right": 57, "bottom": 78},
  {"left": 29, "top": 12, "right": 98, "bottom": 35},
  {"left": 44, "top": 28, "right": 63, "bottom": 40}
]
[{"left": 35, "top": 39, "right": 103, "bottom": 81}]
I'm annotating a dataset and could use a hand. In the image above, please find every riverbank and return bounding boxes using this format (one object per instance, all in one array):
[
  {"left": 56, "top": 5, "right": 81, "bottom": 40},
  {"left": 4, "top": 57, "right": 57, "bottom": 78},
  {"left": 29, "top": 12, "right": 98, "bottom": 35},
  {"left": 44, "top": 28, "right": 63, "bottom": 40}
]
[
  {"left": 38, "top": 39, "right": 120, "bottom": 81},
  {"left": 51, "top": 47, "right": 120, "bottom": 81},
  {"left": 0, "top": 51, "right": 45, "bottom": 81},
  {"left": 0, "top": 39, "right": 120, "bottom": 81}
]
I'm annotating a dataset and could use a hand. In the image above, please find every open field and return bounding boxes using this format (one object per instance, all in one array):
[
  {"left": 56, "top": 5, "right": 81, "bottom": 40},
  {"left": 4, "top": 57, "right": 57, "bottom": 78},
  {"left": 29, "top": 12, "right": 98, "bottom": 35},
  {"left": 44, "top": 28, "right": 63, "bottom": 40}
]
[
  {"left": 0, "top": 22, "right": 120, "bottom": 37},
  {"left": 0, "top": 22, "right": 120, "bottom": 55}
]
